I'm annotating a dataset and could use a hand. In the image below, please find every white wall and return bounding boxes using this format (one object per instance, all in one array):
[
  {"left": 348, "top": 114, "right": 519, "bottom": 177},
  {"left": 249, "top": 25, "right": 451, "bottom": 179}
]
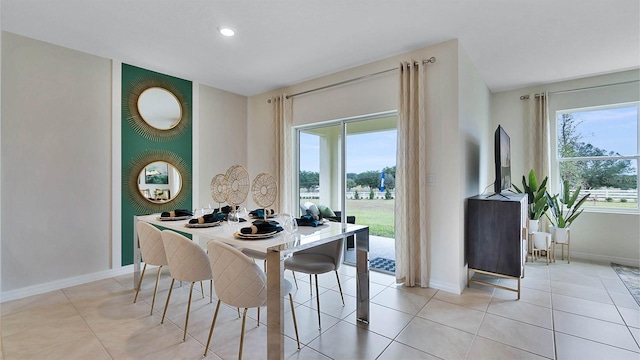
[
  {"left": 1, "top": 32, "right": 112, "bottom": 291},
  {"left": 0, "top": 33, "right": 251, "bottom": 300},
  {"left": 491, "top": 69, "right": 640, "bottom": 265},
  {"left": 248, "top": 39, "right": 484, "bottom": 293},
  {"left": 196, "top": 84, "right": 248, "bottom": 209},
  {"left": 457, "top": 43, "right": 492, "bottom": 286}
]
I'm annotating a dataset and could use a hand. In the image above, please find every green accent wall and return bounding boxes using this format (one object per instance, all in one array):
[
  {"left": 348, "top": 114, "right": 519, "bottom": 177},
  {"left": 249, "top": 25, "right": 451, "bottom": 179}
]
[{"left": 121, "top": 64, "right": 192, "bottom": 265}]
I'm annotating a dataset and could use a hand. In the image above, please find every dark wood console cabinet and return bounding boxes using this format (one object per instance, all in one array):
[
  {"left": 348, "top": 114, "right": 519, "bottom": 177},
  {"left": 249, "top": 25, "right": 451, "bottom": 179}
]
[{"left": 466, "top": 193, "right": 527, "bottom": 298}]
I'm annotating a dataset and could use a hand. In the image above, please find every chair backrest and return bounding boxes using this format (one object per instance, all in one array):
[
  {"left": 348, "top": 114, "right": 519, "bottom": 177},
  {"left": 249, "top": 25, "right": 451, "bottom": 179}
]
[
  {"left": 207, "top": 241, "right": 267, "bottom": 309},
  {"left": 136, "top": 221, "right": 168, "bottom": 266},
  {"left": 296, "top": 238, "right": 344, "bottom": 269},
  {"left": 161, "top": 230, "right": 212, "bottom": 282}
]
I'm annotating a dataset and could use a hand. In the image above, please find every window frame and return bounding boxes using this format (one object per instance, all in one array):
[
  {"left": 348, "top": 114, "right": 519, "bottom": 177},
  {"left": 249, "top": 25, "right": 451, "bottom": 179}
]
[{"left": 551, "top": 101, "right": 640, "bottom": 214}]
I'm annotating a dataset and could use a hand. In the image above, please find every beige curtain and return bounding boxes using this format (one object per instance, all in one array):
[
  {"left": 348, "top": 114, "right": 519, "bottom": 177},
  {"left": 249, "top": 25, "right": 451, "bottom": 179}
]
[
  {"left": 524, "top": 91, "right": 550, "bottom": 181},
  {"left": 395, "top": 61, "right": 430, "bottom": 287},
  {"left": 273, "top": 94, "right": 293, "bottom": 213}
]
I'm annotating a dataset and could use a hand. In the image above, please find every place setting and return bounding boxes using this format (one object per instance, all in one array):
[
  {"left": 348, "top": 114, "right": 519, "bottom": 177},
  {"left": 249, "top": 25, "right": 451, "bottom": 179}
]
[{"left": 156, "top": 209, "right": 193, "bottom": 221}]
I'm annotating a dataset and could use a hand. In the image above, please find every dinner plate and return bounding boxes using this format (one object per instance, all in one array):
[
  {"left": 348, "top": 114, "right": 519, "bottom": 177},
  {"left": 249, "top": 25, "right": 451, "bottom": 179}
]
[
  {"left": 233, "top": 231, "right": 278, "bottom": 239},
  {"left": 157, "top": 215, "right": 192, "bottom": 221},
  {"left": 185, "top": 221, "right": 221, "bottom": 228},
  {"left": 249, "top": 214, "right": 276, "bottom": 219}
]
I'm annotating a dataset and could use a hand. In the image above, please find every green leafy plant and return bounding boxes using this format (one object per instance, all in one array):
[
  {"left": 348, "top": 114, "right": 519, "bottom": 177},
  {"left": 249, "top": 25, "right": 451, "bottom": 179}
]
[
  {"left": 546, "top": 180, "right": 590, "bottom": 228},
  {"left": 513, "top": 169, "right": 549, "bottom": 220}
]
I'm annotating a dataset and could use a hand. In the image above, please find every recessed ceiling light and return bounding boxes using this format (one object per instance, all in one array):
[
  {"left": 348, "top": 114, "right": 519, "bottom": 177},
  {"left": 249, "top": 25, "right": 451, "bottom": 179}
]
[{"left": 218, "top": 26, "right": 235, "bottom": 37}]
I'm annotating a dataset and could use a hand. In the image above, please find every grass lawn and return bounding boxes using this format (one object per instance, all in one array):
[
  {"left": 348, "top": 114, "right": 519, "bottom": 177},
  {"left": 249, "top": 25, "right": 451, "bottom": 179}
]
[
  {"left": 346, "top": 199, "right": 395, "bottom": 237},
  {"left": 300, "top": 198, "right": 395, "bottom": 237}
]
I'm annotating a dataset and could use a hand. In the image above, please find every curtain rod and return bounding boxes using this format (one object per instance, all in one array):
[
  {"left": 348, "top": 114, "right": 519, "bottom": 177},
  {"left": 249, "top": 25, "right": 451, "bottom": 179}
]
[
  {"left": 519, "top": 79, "right": 640, "bottom": 100},
  {"left": 267, "top": 57, "right": 436, "bottom": 103}
]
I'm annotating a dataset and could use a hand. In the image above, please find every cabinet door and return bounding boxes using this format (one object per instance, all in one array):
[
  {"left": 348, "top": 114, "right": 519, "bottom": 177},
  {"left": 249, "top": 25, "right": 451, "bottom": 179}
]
[{"left": 467, "top": 198, "right": 522, "bottom": 277}]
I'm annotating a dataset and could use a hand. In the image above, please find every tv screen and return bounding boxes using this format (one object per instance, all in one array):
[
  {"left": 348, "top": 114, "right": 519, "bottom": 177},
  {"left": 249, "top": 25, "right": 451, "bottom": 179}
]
[{"left": 494, "top": 125, "right": 511, "bottom": 194}]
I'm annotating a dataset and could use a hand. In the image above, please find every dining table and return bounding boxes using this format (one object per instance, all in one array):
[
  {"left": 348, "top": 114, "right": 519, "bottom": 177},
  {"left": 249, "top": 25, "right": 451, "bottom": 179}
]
[{"left": 134, "top": 213, "right": 370, "bottom": 360}]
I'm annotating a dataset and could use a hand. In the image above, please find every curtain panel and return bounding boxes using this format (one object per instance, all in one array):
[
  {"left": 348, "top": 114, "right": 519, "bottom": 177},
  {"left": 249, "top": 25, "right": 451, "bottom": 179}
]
[
  {"left": 524, "top": 91, "right": 550, "bottom": 181},
  {"left": 273, "top": 94, "right": 293, "bottom": 213},
  {"left": 395, "top": 61, "right": 430, "bottom": 287}
]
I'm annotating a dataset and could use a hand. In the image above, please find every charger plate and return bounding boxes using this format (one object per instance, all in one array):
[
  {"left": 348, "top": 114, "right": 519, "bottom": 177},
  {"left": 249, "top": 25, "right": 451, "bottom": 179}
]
[
  {"left": 157, "top": 215, "right": 191, "bottom": 221},
  {"left": 234, "top": 231, "right": 278, "bottom": 240},
  {"left": 185, "top": 221, "right": 221, "bottom": 228}
]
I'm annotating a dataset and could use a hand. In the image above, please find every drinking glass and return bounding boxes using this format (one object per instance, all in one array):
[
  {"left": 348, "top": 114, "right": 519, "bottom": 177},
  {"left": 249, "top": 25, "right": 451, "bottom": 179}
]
[
  {"left": 282, "top": 213, "right": 298, "bottom": 234},
  {"left": 225, "top": 210, "right": 239, "bottom": 235}
]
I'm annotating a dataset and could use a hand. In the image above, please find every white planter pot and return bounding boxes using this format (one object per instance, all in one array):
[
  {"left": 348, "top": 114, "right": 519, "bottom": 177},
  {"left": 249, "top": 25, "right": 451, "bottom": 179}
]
[
  {"left": 528, "top": 219, "right": 540, "bottom": 233},
  {"left": 532, "top": 231, "right": 550, "bottom": 250},
  {"left": 554, "top": 227, "right": 570, "bottom": 244}
]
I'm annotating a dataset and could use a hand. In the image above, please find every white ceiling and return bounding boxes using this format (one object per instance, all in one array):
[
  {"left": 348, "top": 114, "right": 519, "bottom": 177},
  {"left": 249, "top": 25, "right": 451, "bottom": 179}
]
[{"left": 2, "top": 0, "right": 639, "bottom": 96}]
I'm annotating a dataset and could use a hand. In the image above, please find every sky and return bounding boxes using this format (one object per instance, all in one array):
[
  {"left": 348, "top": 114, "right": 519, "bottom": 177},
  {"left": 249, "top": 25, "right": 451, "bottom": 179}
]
[
  {"left": 559, "top": 105, "right": 638, "bottom": 156},
  {"left": 299, "top": 130, "right": 397, "bottom": 173}
]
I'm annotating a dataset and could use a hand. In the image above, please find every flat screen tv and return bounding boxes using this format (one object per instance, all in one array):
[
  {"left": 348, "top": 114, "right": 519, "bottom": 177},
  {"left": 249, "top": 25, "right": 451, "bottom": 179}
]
[{"left": 494, "top": 125, "right": 512, "bottom": 194}]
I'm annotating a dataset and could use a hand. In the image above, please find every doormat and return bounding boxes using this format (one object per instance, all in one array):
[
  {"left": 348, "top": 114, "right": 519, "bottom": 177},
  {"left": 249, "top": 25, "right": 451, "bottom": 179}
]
[
  {"left": 370, "top": 257, "right": 395, "bottom": 273},
  {"left": 611, "top": 262, "right": 640, "bottom": 306}
]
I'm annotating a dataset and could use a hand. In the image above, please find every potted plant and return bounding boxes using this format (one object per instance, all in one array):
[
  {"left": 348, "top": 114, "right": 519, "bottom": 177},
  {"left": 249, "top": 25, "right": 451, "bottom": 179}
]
[
  {"left": 546, "top": 179, "right": 590, "bottom": 244},
  {"left": 513, "top": 169, "right": 549, "bottom": 232}
]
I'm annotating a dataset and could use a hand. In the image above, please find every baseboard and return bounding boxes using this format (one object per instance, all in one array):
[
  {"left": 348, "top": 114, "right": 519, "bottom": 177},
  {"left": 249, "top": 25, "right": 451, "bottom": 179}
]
[
  {"left": 1, "top": 265, "right": 135, "bottom": 303},
  {"left": 553, "top": 251, "right": 640, "bottom": 268},
  {"left": 428, "top": 279, "right": 462, "bottom": 295}
]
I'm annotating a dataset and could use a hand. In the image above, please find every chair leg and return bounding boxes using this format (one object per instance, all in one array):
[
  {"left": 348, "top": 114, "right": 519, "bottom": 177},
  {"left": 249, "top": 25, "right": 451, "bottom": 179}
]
[
  {"left": 239, "top": 308, "right": 248, "bottom": 360},
  {"left": 315, "top": 274, "right": 321, "bottom": 330},
  {"left": 309, "top": 274, "right": 313, "bottom": 296},
  {"left": 161, "top": 278, "right": 175, "bottom": 324},
  {"left": 150, "top": 265, "right": 163, "bottom": 315},
  {"left": 291, "top": 271, "right": 298, "bottom": 289},
  {"left": 133, "top": 263, "right": 147, "bottom": 303},
  {"left": 334, "top": 270, "right": 345, "bottom": 306},
  {"left": 237, "top": 308, "right": 241, "bottom": 318},
  {"left": 200, "top": 281, "right": 205, "bottom": 299},
  {"left": 203, "top": 299, "right": 221, "bottom": 357},
  {"left": 257, "top": 307, "right": 260, "bottom": 327},
  {"left": 183, "top": 282, "right": 196, "bottom": 342},
  {"left": 289, "top": 294, "right": 300, "bottom": 350},
  {"left": 210, "top": 279, "right": 213, "bottom": 303}
]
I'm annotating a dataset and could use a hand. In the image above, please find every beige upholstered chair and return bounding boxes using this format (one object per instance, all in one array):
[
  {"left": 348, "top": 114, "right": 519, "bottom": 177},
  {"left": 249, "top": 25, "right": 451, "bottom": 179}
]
[
  {"left": 161, "top": 230, "right": 213, "bottom": 341},
  {"left": 284, "top": 238, "right": 345, "bottom": 329},
  {"left": 240, "top": 248, "right": 267, "bottom": 271},
  {"left": 531, "top": 231, "right": 552, "bottom": 265},
  {"left": 204, "top": 241, "right": 300, "bottom": 358},
  {"left": 134, "top": 221, "right": 169, "bottom": 315}
]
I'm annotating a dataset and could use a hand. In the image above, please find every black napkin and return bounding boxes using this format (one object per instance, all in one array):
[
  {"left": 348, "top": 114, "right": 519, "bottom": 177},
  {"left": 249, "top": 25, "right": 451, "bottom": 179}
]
[
  {"left": 189, "top": 212, "right": 225, "bottom": 224},
  {"left": 161, "top": 209, "right": 193, "bottom": 218},
  {"left": 249, "top": 208, "right": 275, "bottom": 218},
  {"left": 217, "top": 205, "right": 239, "bottom": 214},
  {"left": 240, "top": 219, "right": 283, "bottom": 234},
  {"left": 295, "top": 214, "right": 319, "bottom": 227}
]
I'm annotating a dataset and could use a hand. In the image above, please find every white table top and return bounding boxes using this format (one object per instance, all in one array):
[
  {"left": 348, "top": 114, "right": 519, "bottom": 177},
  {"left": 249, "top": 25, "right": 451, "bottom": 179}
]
[{"left": 136, "top": 213, "right": 367, "bottom": 255}]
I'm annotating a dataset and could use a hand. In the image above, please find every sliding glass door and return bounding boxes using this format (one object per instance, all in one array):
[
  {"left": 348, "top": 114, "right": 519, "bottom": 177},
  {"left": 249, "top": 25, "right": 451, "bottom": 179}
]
[{"left": 296, "top": 112, "right": 397, "bottom": 273}]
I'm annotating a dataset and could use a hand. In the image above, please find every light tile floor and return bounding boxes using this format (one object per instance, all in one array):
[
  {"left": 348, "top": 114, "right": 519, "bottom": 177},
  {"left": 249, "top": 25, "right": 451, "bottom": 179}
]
[{"left": 1, "top": 259, "right": 639, "bottom": 359}]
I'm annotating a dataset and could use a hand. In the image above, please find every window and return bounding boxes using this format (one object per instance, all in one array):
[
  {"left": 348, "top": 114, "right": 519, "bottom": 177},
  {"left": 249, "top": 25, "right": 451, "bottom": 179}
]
[{"left": 555, "top": 102, "right": 639, "bottom": 211}]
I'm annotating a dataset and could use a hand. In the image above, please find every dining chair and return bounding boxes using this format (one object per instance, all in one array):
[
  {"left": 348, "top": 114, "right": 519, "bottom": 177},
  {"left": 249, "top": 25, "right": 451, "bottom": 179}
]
[
  {"left": 160, "top": 230, "right": 213, "bottom": 342},
  {"left": 241, "top": 248, "right": 300, "bottom": 289},
  {"left": 284, "top": 238, "right": 345, "bottom": 329},
  {"left": 134, "top": 221, "right": 169, "bottom": 315},
  {"left": 204, "top": 240, "right": 300, "bottom": 358}
]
